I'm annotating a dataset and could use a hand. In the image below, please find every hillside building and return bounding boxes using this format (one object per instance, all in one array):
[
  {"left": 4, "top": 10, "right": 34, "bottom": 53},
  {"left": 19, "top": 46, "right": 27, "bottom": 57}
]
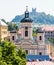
[
  {"left": 0, "top": 20, "right": 10, "bottom": 41},
  {"left": 42, "top": 25, "right": 54, "bottom": 40}
]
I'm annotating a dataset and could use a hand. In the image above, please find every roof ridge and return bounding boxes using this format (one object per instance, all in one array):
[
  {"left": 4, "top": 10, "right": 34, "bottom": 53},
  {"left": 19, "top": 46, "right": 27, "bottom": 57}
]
[{"left": 0, "top": 20, "right": 7, "bottom": 26}]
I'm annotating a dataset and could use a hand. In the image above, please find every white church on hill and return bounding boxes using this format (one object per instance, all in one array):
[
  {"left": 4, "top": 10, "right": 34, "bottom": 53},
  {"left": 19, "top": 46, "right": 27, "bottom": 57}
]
[{"left": 10, "top": 6, "right": 51, "bottom": 56}]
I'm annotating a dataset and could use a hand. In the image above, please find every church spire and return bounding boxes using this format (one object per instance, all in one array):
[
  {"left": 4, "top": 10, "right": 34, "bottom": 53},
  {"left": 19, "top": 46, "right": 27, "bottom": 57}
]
[
  {"left": 25, "top": 6, "right": 29, "bottom": 18},
  {"left": 26, "top": 6, "right": 28, "bottom": 12}
]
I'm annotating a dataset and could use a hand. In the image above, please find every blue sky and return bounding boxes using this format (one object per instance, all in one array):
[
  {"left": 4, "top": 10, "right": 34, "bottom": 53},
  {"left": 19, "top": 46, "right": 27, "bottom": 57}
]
[{"left": 0, "top": 0, "right": 54, "bottom": 22}]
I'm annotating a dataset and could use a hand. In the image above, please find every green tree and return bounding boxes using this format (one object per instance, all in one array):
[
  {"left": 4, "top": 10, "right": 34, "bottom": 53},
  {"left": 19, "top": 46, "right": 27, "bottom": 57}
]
[
  {"left": 7, "top": 22, "right": 19, "bottom": 31},
  {"left": 1, "top": 19, "right": 7, "bottom": 24},
  {"left": 0, "top": 41, "right": 26, "bottom": 65},
  {"left": 32, "top": 27, "right": 37, "bottom": 36},
  {"left": 0, "top": 61, "right": 7, "bottom": 65},
  {"left": 48, "top": 38, "right": 54, "bottom": 44},
  {"left": 19, "top": 60, "right": 26, "bottom": 65},
  {"left": 18, "top": 49, "right": 26, "bottom": 59}
]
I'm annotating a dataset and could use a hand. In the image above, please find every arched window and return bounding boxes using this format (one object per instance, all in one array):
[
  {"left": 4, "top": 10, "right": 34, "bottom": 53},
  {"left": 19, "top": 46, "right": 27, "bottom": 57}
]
[
  {"left": 39, "top": 36, "right": 42, "bottom": 40},
  {"left": 12, "top": 36, "right": 14, "bottom": 40},
  {"left": 25, "top": 31, "right": 28, "bottom": 37}
]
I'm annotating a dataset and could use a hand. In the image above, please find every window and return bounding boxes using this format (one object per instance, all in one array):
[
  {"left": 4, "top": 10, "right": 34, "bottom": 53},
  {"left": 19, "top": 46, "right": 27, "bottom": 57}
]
[
  {"left": 39, "top": 36, "right": 42, "bottom": 40},
  {"left": 39, "top": 52, "right": 42, "bottom": 55},
  {"left": 25, "top": 31, "right": 28, "bottom": 37},
  {"left": 26, "top": 50, "right": 28, "bottom": 54},
  {"left": 12, "top": 36, "right": 14, "bottom": 40},
  {"left": 25, "top": 27, "right": 28, "bottom": 29},
  {"left": 2, "top": 26, "right": 7, "bottom": 29},
  {"left": 25, "top": 13, "right": 29, "bottom": 18}
]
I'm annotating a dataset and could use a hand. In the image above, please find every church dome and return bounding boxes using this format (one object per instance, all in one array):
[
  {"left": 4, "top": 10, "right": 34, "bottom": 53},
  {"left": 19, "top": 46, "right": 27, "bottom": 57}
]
[
  {"left": 21, "top": 17, "right": 33, "bottom": 22},
  {"left": 21, "top": 6, "right": 33, "bottom": 23}
]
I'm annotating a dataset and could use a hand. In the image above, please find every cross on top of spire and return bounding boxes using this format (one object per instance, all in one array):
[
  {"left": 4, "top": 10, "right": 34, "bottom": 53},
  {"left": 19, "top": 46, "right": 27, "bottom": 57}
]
[
  {"left": 20, "top": 6, "right": 33, "bottom": 22},
  {"left": 26, "top": 6, "right": 28, "bottom": 12}
]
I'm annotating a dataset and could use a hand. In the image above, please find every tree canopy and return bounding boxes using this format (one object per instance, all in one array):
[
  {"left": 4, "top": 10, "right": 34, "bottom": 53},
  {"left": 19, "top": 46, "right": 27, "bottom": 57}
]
[
  {"left": 32, "top": 27, "right": 37, "bottom": 36},
  {"left": 0, "top": 41, "right": 26, "bottom": 65},
  {"left": 1, "top": 19, "right": 7, "bottom": 24},
  {"left": 48, "top": 38, "right": 54, "bottom": 45},
  {"left": 7, "top": 22, "right": 19, "bottom": 31}
]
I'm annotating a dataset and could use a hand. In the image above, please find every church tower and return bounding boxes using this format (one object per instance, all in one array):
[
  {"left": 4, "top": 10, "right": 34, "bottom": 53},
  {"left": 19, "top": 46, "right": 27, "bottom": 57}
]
[
  {"left": 20, "top": 6, "right": 33, "bottom": 39},
  {"left": 37, "top": 28, "right": 45, "bottom": 45},
  {"left": 37, "top": 28, "right": 46, "bottom": 55}
]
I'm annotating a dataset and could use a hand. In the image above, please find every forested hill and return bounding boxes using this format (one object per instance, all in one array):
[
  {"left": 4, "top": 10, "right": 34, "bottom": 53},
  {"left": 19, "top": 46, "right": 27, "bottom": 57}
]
[{"left": 11, "top": 8, "right": 54, "bottom": 24}]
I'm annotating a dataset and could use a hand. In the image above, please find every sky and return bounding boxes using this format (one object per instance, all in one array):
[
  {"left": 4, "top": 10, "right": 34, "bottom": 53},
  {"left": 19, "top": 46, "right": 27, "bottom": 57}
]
[{"left": 0, "top": 0, "right": 54, "bottom": 22}]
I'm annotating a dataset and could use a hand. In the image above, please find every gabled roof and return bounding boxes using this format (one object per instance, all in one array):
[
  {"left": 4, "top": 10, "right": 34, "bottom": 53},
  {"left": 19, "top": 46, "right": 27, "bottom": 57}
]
[{"left": 0, "top": 20, "right": 7, "bottom": 26}]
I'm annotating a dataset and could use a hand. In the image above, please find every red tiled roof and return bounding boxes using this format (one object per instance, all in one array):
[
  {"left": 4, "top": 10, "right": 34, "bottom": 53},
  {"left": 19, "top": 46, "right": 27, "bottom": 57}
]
[{"left": 42, "top": 25, "right": 54, "bottom": 31}]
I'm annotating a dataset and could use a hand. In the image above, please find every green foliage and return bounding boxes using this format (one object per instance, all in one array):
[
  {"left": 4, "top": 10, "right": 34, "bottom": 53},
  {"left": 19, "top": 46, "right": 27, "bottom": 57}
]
[
  {"left": 7, "top": 22, "right": 19, "bottom": 31},
  {"left": 19, "top": 60, "right": 26, "bottom": 65},
  {"left": 1, "top": 19, "right": 7, "bottom": 24},
  {"left": 32, "top": 27, "right": 37, "bottom": 36},
  {"left": 32, "top": 33, "right": 37, "bottom": 37},
  {"left": 0, "top": 61, "right": 7, "bottom": 65},
  {"left": 1, "top": 19, "right": 19, "bottom": 31},
  {"left": 18, "top": 49, "right": 26, "bottom": 59},
  {"left": 48, "top": 38, "right": 54, "bottom": 44},
  {"left": 0, "top": 41, "right": 26, "bottom": 65}
]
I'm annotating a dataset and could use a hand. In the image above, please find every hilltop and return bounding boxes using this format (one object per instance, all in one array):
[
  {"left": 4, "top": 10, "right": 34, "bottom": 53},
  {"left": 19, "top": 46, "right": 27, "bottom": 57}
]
[{"left": 11, "top": 8, "right": 54, "bottom": 24}]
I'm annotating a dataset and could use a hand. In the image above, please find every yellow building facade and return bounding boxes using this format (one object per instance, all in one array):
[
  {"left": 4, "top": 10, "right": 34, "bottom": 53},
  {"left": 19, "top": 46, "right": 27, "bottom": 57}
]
[
  {"left": 0, "top": 20, "right": 10, "bottom": 41},
  {"left": 47, "top": 44, "right": 54, "bottom": 58}
]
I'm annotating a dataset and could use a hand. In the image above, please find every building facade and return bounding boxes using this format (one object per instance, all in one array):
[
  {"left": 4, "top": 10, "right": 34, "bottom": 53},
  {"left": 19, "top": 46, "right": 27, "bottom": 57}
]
[
  {"left": 0, "top": 20, "right": 10, "bottom": 41},
  {"left": 9, "top": 7, "right": 54, "bottom": 57},
  {"left": 14, "top": 7, "right": 49, "bottom": 55},
  {"left": 10, "top": 30, "right": 18, "bottom": 42},
  {"left": 42, "top": 25, "right": 54, "bottom": 40}
]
